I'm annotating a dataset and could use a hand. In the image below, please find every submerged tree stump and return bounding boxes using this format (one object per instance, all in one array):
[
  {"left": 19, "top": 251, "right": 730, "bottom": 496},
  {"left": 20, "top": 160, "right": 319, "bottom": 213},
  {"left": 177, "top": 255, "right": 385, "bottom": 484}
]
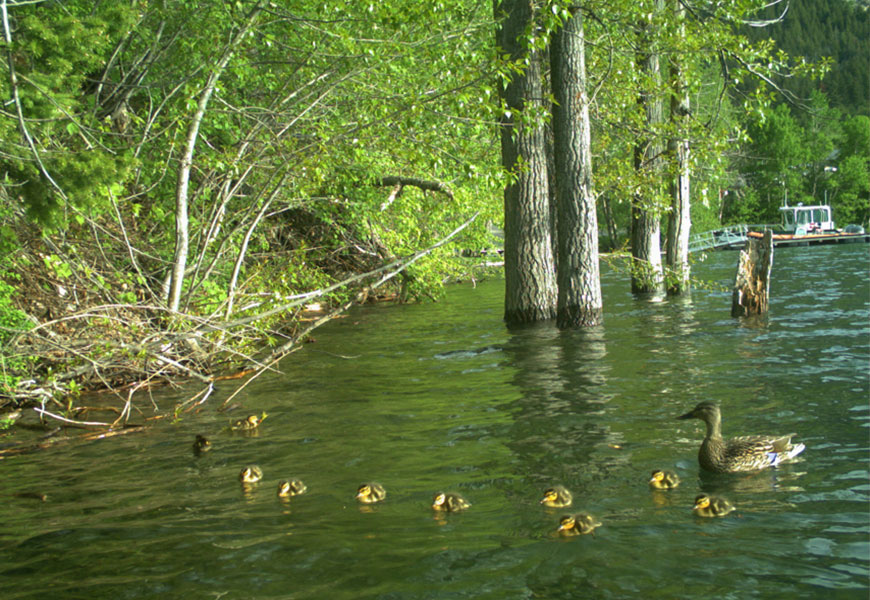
[{"left": 731, "top": 230, "right": 774, "bottom": 317}]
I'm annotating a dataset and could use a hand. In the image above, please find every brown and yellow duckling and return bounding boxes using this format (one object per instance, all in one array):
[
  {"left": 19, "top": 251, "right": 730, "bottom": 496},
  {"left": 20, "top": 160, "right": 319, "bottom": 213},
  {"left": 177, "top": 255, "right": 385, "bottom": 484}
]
[
  {"left": 193, "top": 435, "right": 212, "bottom": 455},
  {"left": 231, "top": 414, "right": 266, "bottom": 432},
  {"left": 557, "top": 513, "right": 601, "bottom": 536},
  {"left": 239, "top": 465, "right": 263, "bottom": 484},
  {"left": 356, "top": 482, "right": 386, "bottom": 504},
  {"left": 277, "top": 478, "right": 308, "bottom": 498},
  {"left": 432, "top": 492, "right": 471, "bottom": 512},
  {"left": 540, "top": 485, "right": 573, "bottom": 508},
  {"left": 692, "top": 494, "right": 735, "bottom": 518},
  {"left": 648, "top": 469, "right": 680, "bottom": 490}
]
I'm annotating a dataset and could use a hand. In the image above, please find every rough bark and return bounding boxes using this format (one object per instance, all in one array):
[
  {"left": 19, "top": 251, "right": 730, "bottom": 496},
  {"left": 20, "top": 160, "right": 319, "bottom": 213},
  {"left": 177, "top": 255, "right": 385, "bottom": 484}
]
[
  {"left": 665, "top": 0, "right": 691, "bottom": 295},
  {"left": 550, "top": 9, "right": 602, "bottom": 327},
  {"left": 731, "top": 230, "right": 773, "bottom": 317},
  {"left": 630, "top": 1, "right": 666, "bottom": 295},
  {"left": 495, "top": 0, "right": 557, "bottom": 323}
]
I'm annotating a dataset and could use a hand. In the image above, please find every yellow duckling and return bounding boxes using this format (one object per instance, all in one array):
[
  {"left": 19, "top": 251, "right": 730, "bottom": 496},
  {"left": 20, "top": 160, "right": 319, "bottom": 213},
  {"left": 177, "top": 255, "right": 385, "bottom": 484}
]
[
  {"left": 231, "top": 414, "right": 262, "bottom": 431},
  {"left": 540, "top": 485, "right": 573, "bottom": 508},
  {"left": 648, "top": 469, "right": 680, "bottom": 490},
  {"left": 193, "top": 435, "right": 212, "bottom": 455},
  {"left": 277, "top": 478, "right": 307, "bottom": 498},
  {"left": 557, "top": 513, "right": 601, "bottom": 536},
  {"left": 692, "top": 494, "right": 735, "bottom": 518},
  {"left": 356, "top": 482, "right": 386, "bottom": 504},
  {"left": 432, "top": 492, "right": 471, "bottom": 512},
  {"left": 239, "top": 465, "right": 263, "bottom": 484}
]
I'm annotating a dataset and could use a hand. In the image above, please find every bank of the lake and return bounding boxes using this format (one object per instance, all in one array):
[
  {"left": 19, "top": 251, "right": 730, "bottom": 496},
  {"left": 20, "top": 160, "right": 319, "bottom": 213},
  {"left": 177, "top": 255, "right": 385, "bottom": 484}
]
[{"left": 1, "top": 244, "right": 868, "bottom": 599}]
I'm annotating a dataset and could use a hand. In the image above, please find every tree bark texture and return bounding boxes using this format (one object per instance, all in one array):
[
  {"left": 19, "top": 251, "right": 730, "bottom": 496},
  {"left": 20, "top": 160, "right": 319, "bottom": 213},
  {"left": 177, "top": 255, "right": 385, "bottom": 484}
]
[
  {"left": 550, "top": 10, "right": 602, "bottom": 327},
  {"left": 630, "top": 2, "right": 666, "bottom": 295},
  {"left": 495, "top": 0, "right": 557, "bottom": 323},
  {"left": 665, "top": 0, "right": 691, "bottom": 295},
  {"left": 731, "top": 230, "right": 773, "bottom": 317}
]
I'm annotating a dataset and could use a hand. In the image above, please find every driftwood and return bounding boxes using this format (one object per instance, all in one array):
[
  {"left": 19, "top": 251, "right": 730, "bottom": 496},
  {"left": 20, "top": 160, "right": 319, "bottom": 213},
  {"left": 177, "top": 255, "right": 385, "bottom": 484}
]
[{"left": 731, "top": 229, "right": 773, "bottom": 317}]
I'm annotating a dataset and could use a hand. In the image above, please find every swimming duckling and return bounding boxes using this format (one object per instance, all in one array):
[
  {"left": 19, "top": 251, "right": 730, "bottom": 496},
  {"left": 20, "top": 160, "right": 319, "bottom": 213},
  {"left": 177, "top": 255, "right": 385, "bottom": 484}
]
[
  {"left": 239, "top": 465, "right": 263, "bottom": 484},
  {"left": 193, "top": 435, "right": 212, "bottom": 455},
  {"left": 678, "top": 401, "right": 805, "bottom": 473},
  {"left": 277, "top": 478, "right": 307, "bottom": 498},
  {"left": 231, "top": 415, "right": 262, "bottom": 431},
  {"left": 557, "top": 513, "right": 601, "bottom": 536},
  {"left": 432, "top": 492, "right": 471, "bottom": 512},
  {"left": 540, "top": 485, "right": 573, "bottom": 508},
  {"left": 648, "top": 469, "right": 680, "bottom": 490},
  {"left": 356, "top": 483, "right": 386, "bottom": 504},
  {"left": 692, "top": 494, "right": 735, "bottom": 518}
]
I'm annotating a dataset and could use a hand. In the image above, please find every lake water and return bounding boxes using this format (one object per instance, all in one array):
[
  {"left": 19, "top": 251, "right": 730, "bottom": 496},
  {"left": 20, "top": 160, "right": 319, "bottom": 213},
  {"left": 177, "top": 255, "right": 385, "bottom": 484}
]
[{"left": 1, "top": 244, "right": 868, "bottom": 599}]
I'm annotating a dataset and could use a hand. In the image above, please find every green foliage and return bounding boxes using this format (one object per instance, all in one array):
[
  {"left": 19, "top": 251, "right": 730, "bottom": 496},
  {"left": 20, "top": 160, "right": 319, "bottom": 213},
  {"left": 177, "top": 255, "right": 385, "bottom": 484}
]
[
  {"left": 0, "top": 278, "right": 30, "bottom": 347},
  {"left": 0, "top": 2, "right": 138, "bottom": 225}
]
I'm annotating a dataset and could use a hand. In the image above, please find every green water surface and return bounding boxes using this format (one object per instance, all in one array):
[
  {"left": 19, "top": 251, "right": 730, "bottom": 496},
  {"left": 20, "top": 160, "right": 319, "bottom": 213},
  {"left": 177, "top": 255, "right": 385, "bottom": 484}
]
[{"left": 1, "top": 244, "right": 868, "bottom": 599}]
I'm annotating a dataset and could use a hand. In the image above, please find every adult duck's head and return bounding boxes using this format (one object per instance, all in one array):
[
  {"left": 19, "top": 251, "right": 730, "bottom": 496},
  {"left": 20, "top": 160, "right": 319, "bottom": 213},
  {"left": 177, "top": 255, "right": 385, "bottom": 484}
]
[{"left": 677, "top": 401, "right": 720, "bottom": 421}]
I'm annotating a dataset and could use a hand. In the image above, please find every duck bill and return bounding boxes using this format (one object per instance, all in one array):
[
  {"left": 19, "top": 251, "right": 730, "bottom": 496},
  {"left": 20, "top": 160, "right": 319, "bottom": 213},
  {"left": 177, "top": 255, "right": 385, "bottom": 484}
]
[{"left": 677, "top": 410, "right": 694, "bottom": 420}]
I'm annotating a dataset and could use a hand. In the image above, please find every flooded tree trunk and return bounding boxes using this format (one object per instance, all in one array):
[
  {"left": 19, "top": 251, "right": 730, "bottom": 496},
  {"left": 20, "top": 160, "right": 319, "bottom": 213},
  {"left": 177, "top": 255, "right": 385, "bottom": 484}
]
[
  {"left": 665, "top": 0, "right": 691, "bottom": 295},
  {"left": 495, "top": 0, "right": 557, "bottom": 323},
  {"left": 550, "top": 9, "right": 602, "bottom": 327},
  {"left": 630, "top": 0, "right": 666, "bottom": 295},
  {"left": 731, "top": 230, "right": 773, "bottom": 317}
]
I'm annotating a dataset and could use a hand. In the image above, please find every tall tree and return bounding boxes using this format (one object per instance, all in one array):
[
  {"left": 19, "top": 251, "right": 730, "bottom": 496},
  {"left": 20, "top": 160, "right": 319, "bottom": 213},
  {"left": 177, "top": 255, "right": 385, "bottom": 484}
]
[
  {"left": 167, "top": 3, "right": 263, "bottom": 312},
  {"left": 495, "top": 0, "right": 557, "bottom": 323},
  {"left": 665, "top": 0, "right": 690, "bottom": 295},
  {"left": 630, "top": 0, "right": 665, "bottom": 295},
  {"left": 550, "top": 6, "right": 602, "bottom": 327}
]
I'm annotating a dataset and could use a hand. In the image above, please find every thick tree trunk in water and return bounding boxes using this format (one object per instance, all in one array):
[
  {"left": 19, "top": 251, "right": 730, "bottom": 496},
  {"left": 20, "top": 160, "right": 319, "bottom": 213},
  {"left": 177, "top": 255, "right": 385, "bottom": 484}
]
[
  {"left": 495, "top": 0, "right": 557, "bottom": 323},
  {"left": 666, "top": 0, "right": 691, "bottom": 295},
  {"left": 731, "top": 230, "right": 773, "bottom": 317},
  {"left": 550, "top": 10, "right": 602, "bottom": 327},
  {"left": 631, "top": 2, "right": 665, "bottom": 295}
]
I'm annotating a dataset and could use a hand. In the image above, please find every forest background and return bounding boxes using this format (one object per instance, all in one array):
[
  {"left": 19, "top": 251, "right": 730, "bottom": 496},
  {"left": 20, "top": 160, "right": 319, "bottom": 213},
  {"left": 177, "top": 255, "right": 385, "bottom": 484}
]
[{"left": 0, "top": 0, "right": 867, "bottom": 419}]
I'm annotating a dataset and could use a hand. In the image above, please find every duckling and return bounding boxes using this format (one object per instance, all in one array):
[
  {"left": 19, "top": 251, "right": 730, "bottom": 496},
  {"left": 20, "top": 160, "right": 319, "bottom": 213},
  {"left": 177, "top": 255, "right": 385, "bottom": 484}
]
[
  {"left": 231, "top": 414, "right": 262, "bottom": 431},
  {"left": 239, "top": 465, "right": 263, "bottom": 484},
  {"left": 432, "top": 492, "right": 471, "bottom": 512},
  {"left": 356, "top": 482, "right": 386, "bottom": 504},
  {"left": 557, "top": 513, "right": 601, "bottom": 536},
  {"left": 648, "top": 469, "right": 680, "bottom": 490},
  {"left": 277, "top": 478, "right": 307, "bottom": 498},
  {"left": 540, "top": 485, "right": 573, "bottom": 508},
  {"left": 692, "top": 493, "right": 735, "bottom": 518},
  {"left": 193, "top": 434, "right": 212, "bottom": 455},
  {"left": 678, "top": 401, "right": 805, "bottom": 473}
]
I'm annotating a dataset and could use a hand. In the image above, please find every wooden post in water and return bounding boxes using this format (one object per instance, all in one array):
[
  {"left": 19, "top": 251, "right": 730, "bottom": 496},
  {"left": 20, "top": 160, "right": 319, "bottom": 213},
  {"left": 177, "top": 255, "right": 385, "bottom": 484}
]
[{"left": 731, "top": 230, "right": 773, "bottom": 317}]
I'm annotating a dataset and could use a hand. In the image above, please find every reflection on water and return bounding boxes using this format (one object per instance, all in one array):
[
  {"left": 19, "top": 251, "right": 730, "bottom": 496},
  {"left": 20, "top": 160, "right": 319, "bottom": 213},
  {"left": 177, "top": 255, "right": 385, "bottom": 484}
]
[{"left": 0, "top": 245, "right": 868, "bottom": 599}]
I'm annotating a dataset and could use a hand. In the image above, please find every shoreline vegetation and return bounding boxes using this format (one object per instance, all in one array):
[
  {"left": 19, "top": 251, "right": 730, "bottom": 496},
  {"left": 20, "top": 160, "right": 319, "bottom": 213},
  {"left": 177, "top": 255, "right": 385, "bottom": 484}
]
[{"left": 0, "top": 210, "right": 497, "bottom": 446}]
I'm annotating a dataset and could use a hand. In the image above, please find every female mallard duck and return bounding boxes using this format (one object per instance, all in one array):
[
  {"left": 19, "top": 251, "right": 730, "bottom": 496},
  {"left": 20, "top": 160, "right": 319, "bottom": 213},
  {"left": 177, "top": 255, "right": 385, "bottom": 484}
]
[
  {"left": 239, "top": 465, "right": 263, "bottom": 484},
  {"left": 648, "top": 469, "right": 680, "bottom": 490},
  {"left": 678, "top": 401, "right": 805, "bottom": 473},
  {"left": 557, "top": 513, "right": 601, "bottom": 536},
  {"left": 356, "top": 483, "right": 386, "bottom": 504},
  {"left": 432, "top": 492, "right": 471, "bottom": 512},
  {"left": 540, "top": 485, "right": 573, "bottom": 508},
  {"left": 193, "top": 434, "right": 212, "bottom": 454},
  {"left": 277, "top": 478, "right": 307, "bottom": 498},
  {"left": 692, "top": 494, "right": 735, "bottom": 518},
  {"left": 231, "top": 415, "right": 262, "bottom": 431}
]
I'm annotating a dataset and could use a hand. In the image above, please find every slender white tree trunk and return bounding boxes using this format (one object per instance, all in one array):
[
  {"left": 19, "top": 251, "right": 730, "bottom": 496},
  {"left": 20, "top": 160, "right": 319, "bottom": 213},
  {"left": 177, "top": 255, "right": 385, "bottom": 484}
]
[{"left": 167, "top": 3, "right": 263, "bottom": 311}]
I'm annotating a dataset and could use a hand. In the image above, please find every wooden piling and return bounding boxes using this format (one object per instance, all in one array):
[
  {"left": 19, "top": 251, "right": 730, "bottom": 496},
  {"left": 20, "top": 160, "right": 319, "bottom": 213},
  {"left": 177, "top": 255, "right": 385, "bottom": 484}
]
[{"left": 731, "top": 230, "right": 773, "bottom": 317}]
